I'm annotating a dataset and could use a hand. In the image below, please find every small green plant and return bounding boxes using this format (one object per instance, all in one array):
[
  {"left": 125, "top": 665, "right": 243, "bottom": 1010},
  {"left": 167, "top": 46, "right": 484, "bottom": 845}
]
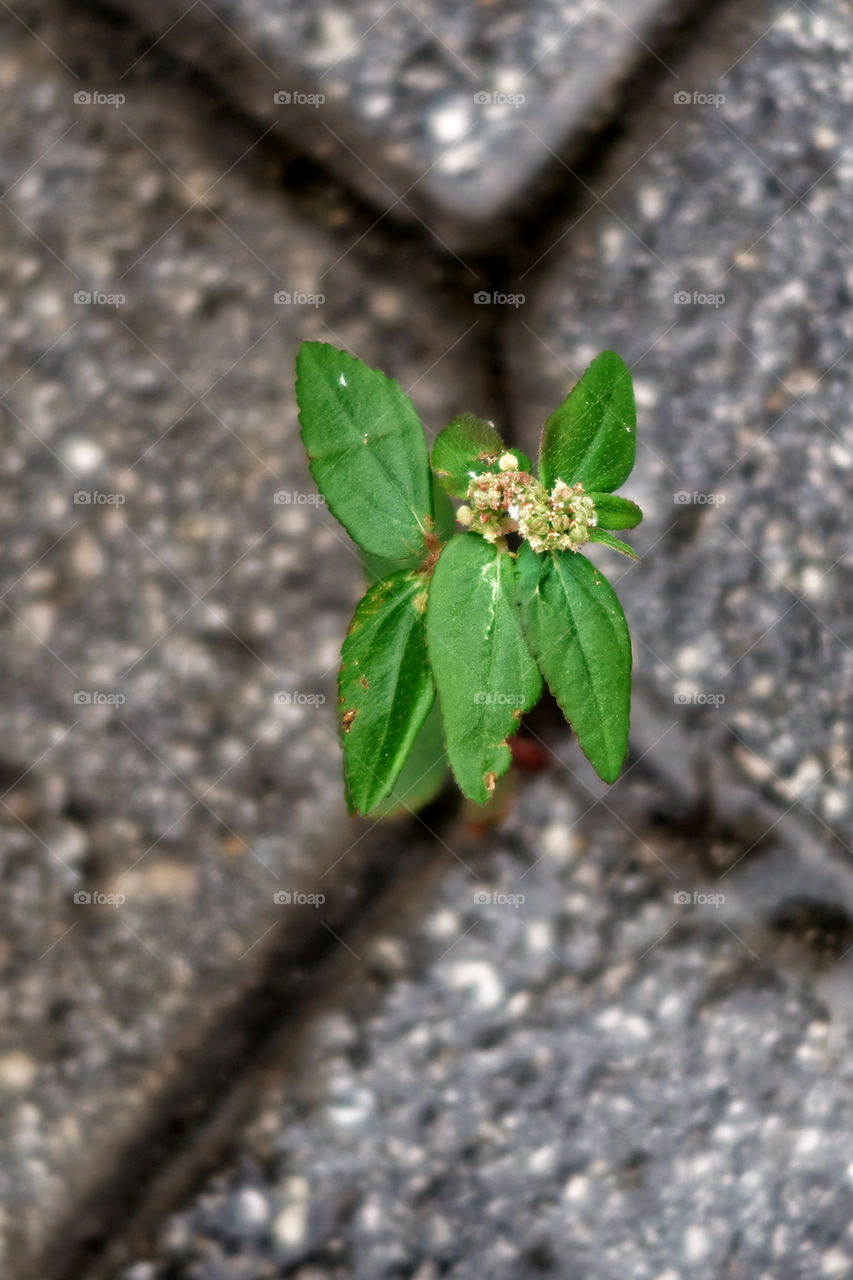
[{"left": 295, "top": 341, "right": 643, "bottom": 817}]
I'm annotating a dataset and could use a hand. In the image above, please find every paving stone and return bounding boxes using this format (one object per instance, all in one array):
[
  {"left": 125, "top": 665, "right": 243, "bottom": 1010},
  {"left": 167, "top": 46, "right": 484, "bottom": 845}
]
[
  {"left": 507, "top": 0, "right": 853, "bottom": 844},
  {"left": 119, "top": 765, "right": 853, "bottom": 1280},
  {"left": 105, "top": 0, "right": 853, "bottom": 1273},
  {"left": 106, "top": 0, "right": 693, "bottom": 249},
  {"left": 0, "top": 5, "right": 488, "bottom": 1271}
]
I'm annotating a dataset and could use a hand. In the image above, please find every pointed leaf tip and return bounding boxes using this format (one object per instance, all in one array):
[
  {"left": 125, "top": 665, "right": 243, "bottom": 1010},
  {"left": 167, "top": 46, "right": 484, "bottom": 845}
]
[
  {"left": 539, "top": 350, "right": 636, "bottom": 494},
  {"left": 517, "top": 544, "right": 632, "bottom": 782},
  {"left": 295, "top": 342, "right": 433, "bottom": 560},
  {"left": 339, "top": 569, "right": 435, "bottom": 815}
]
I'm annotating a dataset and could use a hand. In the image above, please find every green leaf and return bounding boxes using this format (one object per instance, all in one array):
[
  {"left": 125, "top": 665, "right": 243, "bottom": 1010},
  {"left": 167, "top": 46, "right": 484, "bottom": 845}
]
[
  {"left": 296, "top": 341, "right": 433, "bottom": 559},
  {"left": 588, "top": 530, "right": 638, "bottom": 560},
  {"left": 539, "top": 351, "right": 636, "bottom": 494},
  {"left": 368, "top": 699, "right": 448, "bottom": 818},
  {"left": 426, "top": 534, "right": 542, "bottom": 804},
  {"left": 361, "top": 474, "right": 455, "bottom": 584},
  {"left": 432, "top": 476, "right": 457, "bottom": 541},
  {"left": 339, "top": 569, "right": 435, "bottom": 815},
  {"left": 588, "top": 493, "right": 643, "bottom": 531},
  {"left": 431, "top": 413, "right": 504, "bottom": 497},
  {"left": 517, "top": 543, "right": 632, "bottom": 783},
  {"left": 360, "top": 548, "right": 420, "bottom": 585}
]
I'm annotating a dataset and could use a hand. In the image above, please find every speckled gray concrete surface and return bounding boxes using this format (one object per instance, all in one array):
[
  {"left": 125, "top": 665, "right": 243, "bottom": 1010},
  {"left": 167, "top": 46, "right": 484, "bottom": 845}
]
[
  {"left": 508, "top": 0, "right": 853, "bottom": 844},
  {"left": 0, "top": 5, "right": 487, "bottom": 1268},
  {"left": 117, "top": 774, "right": 853, "bottom": 1280},
  {"left": 100, "top": 1, "right": 853, "bottom": 1277},
  {"left": 108, "top": 0, "right": 691, "bottom": 247},
  {"left": 6, "top": 0, "right": 853, "bottom": 1275}
]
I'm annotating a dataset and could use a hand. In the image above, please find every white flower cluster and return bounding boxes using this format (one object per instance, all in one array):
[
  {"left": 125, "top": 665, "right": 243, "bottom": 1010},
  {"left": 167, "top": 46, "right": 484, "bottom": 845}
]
[{"left": 456, "top": 454, "right": 598, "bottom": 553}]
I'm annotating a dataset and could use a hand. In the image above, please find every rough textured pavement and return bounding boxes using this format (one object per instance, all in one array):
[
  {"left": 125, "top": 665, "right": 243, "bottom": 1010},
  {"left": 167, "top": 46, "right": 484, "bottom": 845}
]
[
  {"left": 116, "top": 777, "right": 853, "bottom": 1280},
  {"left": 508, "top": 0, "right": 853, "bottom": 841},
  {"left": 3, "top": 0, "right": 853, "bottom": 1277},
  {"left": 0, "top": 4, "right": 485, "bottom": 1270},
  {"left": 105, "top": 0, "right": 695, "bottom": 248}
]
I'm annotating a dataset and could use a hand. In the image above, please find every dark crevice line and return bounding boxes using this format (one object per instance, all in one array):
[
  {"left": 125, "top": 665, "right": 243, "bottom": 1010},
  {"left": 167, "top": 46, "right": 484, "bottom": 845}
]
[
  {"left": 493, "top": 0, "right": 780, "bottom": 441},
  {"left": 497, "top": 0, "right": 776, "bottom": 277},
  {"left": 20, "top": 0, "right": 787, "bottom": 1276},
  {"left": 69, "top": 0, "right": 770, "bottom": 291},
  {"left": 31, "top": 804, "right": 465, "bottom": 1280}
]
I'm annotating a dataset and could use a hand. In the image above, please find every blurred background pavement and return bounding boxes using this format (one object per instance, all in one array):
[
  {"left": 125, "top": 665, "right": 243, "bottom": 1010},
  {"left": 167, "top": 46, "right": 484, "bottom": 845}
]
[{"left": 2, "top": 1, "right": 853, "bottom": 1277}]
